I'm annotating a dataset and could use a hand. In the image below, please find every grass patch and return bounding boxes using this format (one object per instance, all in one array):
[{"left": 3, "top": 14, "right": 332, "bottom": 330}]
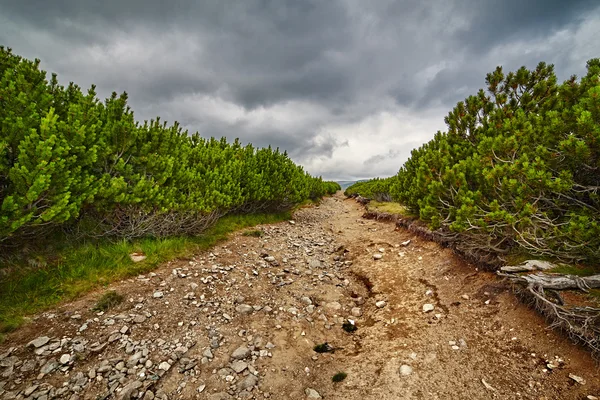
[
  {"left": 548, "top": 264, "right": 598, "bottom": 277},
  {"left": 0, "top": 211, "right": 290, "bottom": 335},
  {"left": 242, "top": 229, "right": 264, "bottom": 238},
  {"left": 332, "top": 372, "right": 347, "bottom": 382},
  {"left": 92, "top": 290, "right": 124, "bottom": 312},
  {"left": 313, "top": 342, "right": 334, "bottom": 353},
  {"left": 368, "top": 201, "right": 408, "bottom": 215}
]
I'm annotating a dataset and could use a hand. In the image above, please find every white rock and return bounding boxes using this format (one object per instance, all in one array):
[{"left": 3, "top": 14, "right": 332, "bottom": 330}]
[
  {"left": 27, "top": 336, "right": 50, "bottom": 348},
  {"left": 153, "top": 291, "right": 164, "bottom": 298},
  {"left": 235, "top": 304, "right": 254, "bottom": 314},
  {"left": 569, "top": 374, "right": 586, "bottom": 385},
  {"left": 305, "top": 388, "right": 322, "bottom": 399},
  {"left": 158, "top": 362, "right": 171, "bottom": 371},
  {"left": 399, "top": 365, "right": 413, "bottom": 376},
  {"left": 351, "top": 307, "right": 362, "bottom": 317},
  {"left": 373, "top": 253, "right": 383, "bottom": 260},
  {"left": 375, "top": 300, "right": 386, "bottom": 308},
  {"left": 130, "top": 253, "right": 147, "bottom": 262},
  {"left": 422, "top": 304, "right": 435, "bottom": 312},
  {"left": 59, "top": 354, "right": 71, "bottom": 364}
]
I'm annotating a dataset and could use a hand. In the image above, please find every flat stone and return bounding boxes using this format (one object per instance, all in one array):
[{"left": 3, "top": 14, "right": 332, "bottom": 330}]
[
  {"left": 423, "top": 304, "right": 435, "bottom": 312},
  {"left": 27, "top": 336, "right": 50, "bottom": 348},
  {"left": 231, "top": 345, "right": 251, "bottom": 360},
  {"left": 231, "top": 361, "right": 248, "bottom": 373},
  {"left": 153, "top": 292, "right": 164, "bottom": 298},
  {"left": 118, "top": 380, "right": 143, "bottom": 400},
  {"left": 133, "top": 315, "right": 146, "bottom": 324},
  {"left": 237, "top": 374, "right": 258, "bottom": 391},
  {"left": 59, "top": 354, "right": 71, "bottom": 364},
  {"left": 373, "top": 253, "right": 383, "bottom": 260},
  {"left": 235, "top": 304, "right": 254, "bottom": 314},
  {"left": 305, "top": 388, "right": 322, "bottom": 399},
  {"left": 158, "top": 362, "right": 171, "bottom": 371},
  {"left": 399, "top": 364, "right": 413, "bottom": 376},
  {"left": 375, "top": 300, "right": 386, "bottom": 308},
  {"left": 40, "top": 359, "right": 59, "bottom": 374}
]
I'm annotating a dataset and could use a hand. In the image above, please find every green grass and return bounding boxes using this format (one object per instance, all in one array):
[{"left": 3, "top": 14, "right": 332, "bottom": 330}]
[
  {"left": 92, "top": 290, "right": 124, "bottom": 312},
  {"left": 548, "top": 264, "right": 598, "bottom": 277},
  {"left": 367, "top": 201, "right": 409, "bottom": 215},
  {"left": 0, "top": 211, "right": 290, "bottom": 337},
  {"left": 242, "top": 229, "right": 264, "bottom": 238}
]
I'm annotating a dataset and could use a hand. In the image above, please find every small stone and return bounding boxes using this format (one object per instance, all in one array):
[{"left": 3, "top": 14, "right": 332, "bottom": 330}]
[
  {"left": 203, "top": 348, "right": 213, "bottom": 359},
  {"left": 133, "top": 315, "right": 146, "bottom": 324},
  {"left": 237, "top": 374, "right": 258, "bottom": 390},
  {"left": 197, "top": 384, "right": 206, "bottom": 393},
  {"left": 375, "top": 301, "right": 386, "bottom": 308},
  {"left": 235, "top": 304, "right": 254, "bottom": 314},
  {"left": 399, "top": 365, "right": 413, "bottom": 376},
  {"left": 423, "top": 304, "right": 435, "bottom": 312},
  {"left": 60, "top": 354, "right": 71, "bottom": 364},
  {"left": 569, "top": 374, "right": 586, "bottom": 385},
  {"left": 28, "top": 336, "right": 50, "bottom": 348},
  {"left": 158, "top": 362, "right": 171, "bottom": 371},
  {"left": 305, "top": 388, "right": 322, "bottom": 399},
  {"left": 40, "top": 359, "right": 59, "bottom": 374},
  {"left": 301, "top": 297, "right": 312, "bottom": 305},
  {"left": 231, "top": 345, "right": 251, "bottom": 360},
  {"left": 373, "top": 253, "right": 383, "bottom": 260},
  {"left": 120, "top": 326, "right": 129, "bottom": 334},
  {"left": 119, "top": 380, "right": 143, "bottom": 400},
  {"left": 231, "top": 361, "right": 248, "bottom": 373},
  {"left": 461, "top": 294, "right": 470, "bottom": 300},
  {"left": 24, "top": 385, "right": 39, "bottom": 396},
  {"left": 351, "top": 307, "right": 362, "bottom": 317},
  {"left": 130, "top": 253, "right": 147, "bottom": 263},
  {"left": 153, "top": 291, "right": 163, "bottom": 298}
]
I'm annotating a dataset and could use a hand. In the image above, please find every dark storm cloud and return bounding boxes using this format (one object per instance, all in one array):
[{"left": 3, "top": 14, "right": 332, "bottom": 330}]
[{"left": 1, "top": 0, "right": 599, "bottom": 179}]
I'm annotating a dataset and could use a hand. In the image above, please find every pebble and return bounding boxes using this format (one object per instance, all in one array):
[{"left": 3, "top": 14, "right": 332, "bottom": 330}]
[
  {"left": 59, "top": 354, "right": 71, "bottom": 364},
  {"left": 235, "top": 304, "right": 254, "bottom": 314},
  {"left": 27, "top": 336, "right": 50, "bottom": 348},
  {"left": 305, "top": 388, "right": 322, "bottom": 399},
  {"left": 153, "top": 291, "right": 164, "bottom": 298},
  {"left": 351, "top": 307, "right": 362, "bottom": 317},
  {"left": 373, "top": 253, "right": 383, "bottom": 260},
  {"left": 231, "top": 345, "right": 251, "bottom": 360},
  {"left": 423, "top": 304, "right": 435, "bottom": 312},
  {"left": 375, "top": 301, "right": 386, "bottom": 308},
  {"left": 158, "top": 362, "right": 171, "bottom": 371},
  {"left": 399, "top": 364, "right": 413, "bottom": 376}
]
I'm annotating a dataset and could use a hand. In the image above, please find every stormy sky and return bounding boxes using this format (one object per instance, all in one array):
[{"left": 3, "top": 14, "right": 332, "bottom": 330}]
[{"left": 1, "top": 1, "right": 599, "bottom": 180}]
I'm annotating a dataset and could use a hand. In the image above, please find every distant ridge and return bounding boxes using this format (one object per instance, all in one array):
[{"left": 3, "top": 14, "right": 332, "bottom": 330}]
[{"left": 336, "top": 179, "right": 369, "bottom": 190}]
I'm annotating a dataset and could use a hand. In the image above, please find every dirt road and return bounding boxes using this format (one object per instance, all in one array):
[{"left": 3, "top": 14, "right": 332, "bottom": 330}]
[{"left": 0, "top": 194, "right": 598, "bottom": 400}]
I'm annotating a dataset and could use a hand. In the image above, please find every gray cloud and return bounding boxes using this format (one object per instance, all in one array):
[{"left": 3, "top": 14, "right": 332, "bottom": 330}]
[{"left": 1, "top": 0, "right": 599, "bottom": 180}]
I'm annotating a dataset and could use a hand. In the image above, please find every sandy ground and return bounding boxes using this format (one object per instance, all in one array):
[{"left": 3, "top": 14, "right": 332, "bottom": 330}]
[{"left": 0, "top": 193, "right": 598, "bottom": 400}]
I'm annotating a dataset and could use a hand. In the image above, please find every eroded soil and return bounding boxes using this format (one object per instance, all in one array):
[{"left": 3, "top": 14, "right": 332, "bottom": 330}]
[{"left": 0, "top": 194, "right": 598, "bottom": 400}]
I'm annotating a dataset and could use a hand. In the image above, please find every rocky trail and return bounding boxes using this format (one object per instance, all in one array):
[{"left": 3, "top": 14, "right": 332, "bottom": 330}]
[{"left": 0, "top": 194, "right": 598, "bottom": 400}]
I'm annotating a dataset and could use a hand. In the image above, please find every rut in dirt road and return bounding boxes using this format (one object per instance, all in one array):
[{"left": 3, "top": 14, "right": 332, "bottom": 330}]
[{"left": 0, "top": 194, "right": 598, "bottom": 400}]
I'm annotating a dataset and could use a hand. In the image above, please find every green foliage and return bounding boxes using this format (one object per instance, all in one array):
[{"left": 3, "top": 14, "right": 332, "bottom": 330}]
[
  {"left": 313, "top": 342, "right": 334, "bottom": 353},
  {"left": 332, "top": 372, "right": 347, "bottom": 382},
  {"left": 92, "top": 290, "right": 124, "bottom": 312},
  {"left": 0, "top": 47, "right": 336, "bottom": 244},
  {"left": 344, "top": 177, "right": 396, "bottom": 201},
  {"left": 390, "top": 59, "right": 600, "bottom": 264},
  {"left": 0, "top": 211, "right": 290, "bottom": 333}
]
